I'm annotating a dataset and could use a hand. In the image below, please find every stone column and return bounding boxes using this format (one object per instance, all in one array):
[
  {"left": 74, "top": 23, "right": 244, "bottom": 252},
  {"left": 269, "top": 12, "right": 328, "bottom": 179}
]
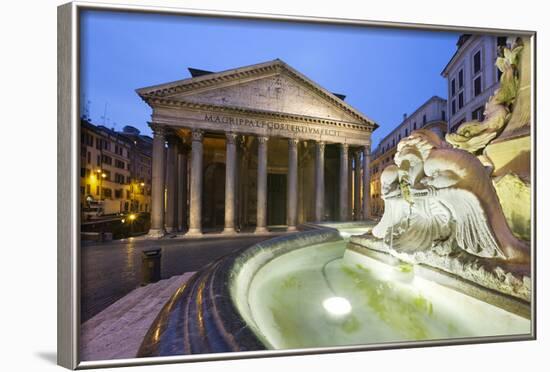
[
  {"left": 339, "top": 143, "right": 349, "bottom": 221},
  {"left": 255, "top": 136, "right": 269, "bottom": 233},
  {"left": 314, "top": 141, "right": 325, "bottom": 222},
  {"left": 148, "top": 124, "right": 166, "bottom": 237},
  {"left": 287, "top": 138, "right": 299, "bottom": 231},
  {"left": 177, "top": 143, "right": 189, "bottom": 232},
  {"left": 223, "top": 132, "right": 238, "bottom": 234},
  {"left": 187, "top": 129, "right": 204, "bottom": 236},
  {"left": 362, "top": 146, "right": 371, "bottom": 220},
  {"left": 353, "top": 150, "right": 362, "bottom": 221},
  {"left": 165, "top": 135, "right": 179, "bottom": 233}
]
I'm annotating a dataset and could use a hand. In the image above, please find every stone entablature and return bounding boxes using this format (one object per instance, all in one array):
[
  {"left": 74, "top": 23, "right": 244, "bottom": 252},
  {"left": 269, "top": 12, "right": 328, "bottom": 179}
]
[{"left": 150, "top": 106, "right": 372, "bottom": 146}]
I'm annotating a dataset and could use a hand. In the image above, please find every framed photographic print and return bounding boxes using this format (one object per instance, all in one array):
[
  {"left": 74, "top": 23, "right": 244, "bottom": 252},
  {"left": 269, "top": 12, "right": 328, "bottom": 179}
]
[{"left": 57, "top": 1, "right": 536, "bottom": 369}]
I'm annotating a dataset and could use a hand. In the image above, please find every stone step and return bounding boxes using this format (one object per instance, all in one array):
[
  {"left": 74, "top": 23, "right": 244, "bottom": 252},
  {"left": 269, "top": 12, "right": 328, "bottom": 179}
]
[
  {"left": 81, "top": 273, "right": 194, "bottom": 361},
  {"left": 81, "top": 277, "right": 171, "bottom": 343}
]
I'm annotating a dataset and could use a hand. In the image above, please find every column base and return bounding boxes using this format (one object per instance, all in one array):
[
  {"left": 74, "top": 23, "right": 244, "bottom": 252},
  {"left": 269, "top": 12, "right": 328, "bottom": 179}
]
[
  {"left": 254, "top": 227, "right": 268, "bottom": 234},
  {"left": 222, "top": 227, "right": 237, "bottom": 235},
  {"left": 166, "top": 227, "right": 178, "bottom": 234},
  {"left": 147, "top": 228, "right": 166, "bottom": 238},
  {"left": 287, "top": 226, "right": 297, "bottom": 232},
  {"left": 185, "top": 228, "right": 203, "bottom": 237}
]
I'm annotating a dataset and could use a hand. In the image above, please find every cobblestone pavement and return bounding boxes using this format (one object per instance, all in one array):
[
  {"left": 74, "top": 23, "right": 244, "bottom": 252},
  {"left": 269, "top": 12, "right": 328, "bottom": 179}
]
[{"left": 81, "top": 234, "right": 278, "bottom": 323}]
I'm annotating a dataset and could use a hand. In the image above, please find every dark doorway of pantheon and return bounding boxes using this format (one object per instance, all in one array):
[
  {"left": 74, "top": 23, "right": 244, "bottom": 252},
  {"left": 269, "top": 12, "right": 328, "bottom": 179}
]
[
  {"left": 267, "top": 173, "right": 287, "bottom": 226},
  {"left": 203, "top": 162, "right": 225, "bottom": 229}
]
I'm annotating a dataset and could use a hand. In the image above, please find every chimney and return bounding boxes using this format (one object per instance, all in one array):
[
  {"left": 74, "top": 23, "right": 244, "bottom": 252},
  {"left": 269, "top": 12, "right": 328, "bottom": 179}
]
[{"left": 403, "top": 113, "right": 408, "bottom": 121}]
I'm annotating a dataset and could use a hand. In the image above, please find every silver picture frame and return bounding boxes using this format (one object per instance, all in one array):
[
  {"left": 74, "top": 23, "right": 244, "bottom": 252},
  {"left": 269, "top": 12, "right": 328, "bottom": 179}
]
[{"left": 57, "top": 1, "right": 537, "bottom": 369}]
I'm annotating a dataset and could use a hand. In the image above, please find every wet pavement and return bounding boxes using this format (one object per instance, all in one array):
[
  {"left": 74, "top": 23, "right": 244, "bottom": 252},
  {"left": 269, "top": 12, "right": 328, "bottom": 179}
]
[{"left": 81, "top": 234, "right": 277, "bottom": 323}]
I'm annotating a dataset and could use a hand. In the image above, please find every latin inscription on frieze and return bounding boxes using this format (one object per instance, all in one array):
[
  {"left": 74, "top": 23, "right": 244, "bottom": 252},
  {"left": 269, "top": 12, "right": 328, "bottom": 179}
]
[{"left": 204, "top": 114, "right": 341, "bottom": 137}]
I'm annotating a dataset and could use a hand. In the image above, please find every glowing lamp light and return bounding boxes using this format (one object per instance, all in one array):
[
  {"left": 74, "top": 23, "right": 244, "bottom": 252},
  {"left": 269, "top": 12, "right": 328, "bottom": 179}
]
[
  {"left": 322, "top": 297, "right": 352, "bottom": 317},
  {"left": 129, "top": 214, "right": 137, "bottom": 221}
]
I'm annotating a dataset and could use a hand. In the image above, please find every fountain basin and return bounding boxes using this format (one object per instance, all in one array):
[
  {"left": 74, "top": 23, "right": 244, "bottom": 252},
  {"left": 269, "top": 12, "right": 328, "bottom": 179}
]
[{"left": 138, "top": 223, "right": 530, "bottom": 357}]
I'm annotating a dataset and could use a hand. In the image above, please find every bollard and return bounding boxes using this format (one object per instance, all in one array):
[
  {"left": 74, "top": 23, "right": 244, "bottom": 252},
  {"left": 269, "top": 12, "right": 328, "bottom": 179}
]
[{"left": 141, "top": 248, "right": 162, "bottom": 285}]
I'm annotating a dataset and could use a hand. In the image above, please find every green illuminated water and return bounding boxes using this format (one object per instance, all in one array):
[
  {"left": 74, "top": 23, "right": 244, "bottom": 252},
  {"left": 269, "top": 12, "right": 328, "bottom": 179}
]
[{"left": 247, "top": 228, "right": 530, "bottom": 350}]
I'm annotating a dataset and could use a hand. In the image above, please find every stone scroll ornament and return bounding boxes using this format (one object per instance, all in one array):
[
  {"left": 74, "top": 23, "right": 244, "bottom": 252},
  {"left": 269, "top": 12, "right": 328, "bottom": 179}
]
[
  {"left": 445, "top": 37, "right": 523, "bottom": 155},
  {"left": 371, "top": 129, "right": 530, "bottom": 263}
]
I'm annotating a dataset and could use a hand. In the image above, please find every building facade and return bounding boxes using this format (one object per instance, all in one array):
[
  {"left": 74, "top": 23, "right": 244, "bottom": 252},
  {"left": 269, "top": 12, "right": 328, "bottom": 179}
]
[
  {"left": 137, "top": 59, "right": 378, "bottom": 237},
  {"left": 442, "top": 34, "right": 507, "bottom": 133},
  {"left": 369, "top": 96, "right": 447, "bottom": 216},
  {"left": 118, "top": 125, "right": 153, "bottom": 213},
  {"left": 80, "top": 121, "right": 153, "bottom": 217}
]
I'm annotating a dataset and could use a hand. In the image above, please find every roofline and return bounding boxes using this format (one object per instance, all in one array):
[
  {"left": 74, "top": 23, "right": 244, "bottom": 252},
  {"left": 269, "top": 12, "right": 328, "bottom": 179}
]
[
  {"left": 136, "top": 59, "right": 378, "bottom": 128},
  {"left": 373, "top": 95, "right": 446, "bottom": 147},
  {"left": 441, "top": 34, "right": 485, "bottom": 76}
]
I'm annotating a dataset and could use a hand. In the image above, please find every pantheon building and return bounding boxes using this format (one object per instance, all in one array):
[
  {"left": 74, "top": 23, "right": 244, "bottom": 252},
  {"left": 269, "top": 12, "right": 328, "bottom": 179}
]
[{"left": 136, "top": 60, "right": 377, "bottom": 237}]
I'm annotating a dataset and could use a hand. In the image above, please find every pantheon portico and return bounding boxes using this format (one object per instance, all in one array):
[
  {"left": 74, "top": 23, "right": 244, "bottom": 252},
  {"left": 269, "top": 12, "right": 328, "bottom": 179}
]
[{"left": 136, "top": 59, "right": 377, "bottom": 237}]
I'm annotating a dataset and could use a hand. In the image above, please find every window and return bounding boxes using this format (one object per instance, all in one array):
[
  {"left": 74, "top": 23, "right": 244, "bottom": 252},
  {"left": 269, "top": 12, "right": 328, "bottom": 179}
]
[
  {"left": 86, "top": 184, "right": 91, "bottom": 195},
  {"left": 115, "top": 189, "right": 123, "bottom": 199},
  {"left": 423, "top": 114, "right": 427, "bottom": 125},
  {"left": 458, "top": 69, "right": 464, "bottom": 88},
  {"left": 472, "top": 106, "right": 485, "bottom": 121},
  {"left": 81, "top": 133, "right": 93, "bottom": 146},
  {"left": 474, "top": 76, "right": 482, "bottom": 96},
  {"left": 451, "top": 79, "right": 456, "bottom": 97},
  {"left": 473, "top": 51, "right": 481, "bottom": 74},
  {"left": 103, "top": 188, "right": 112, "bottom": 198},
  {"left": 80, "top": 168, "right": 86, "bottom": 178},
  {"left": 452, "top": 100, "right": 456, "bottom": 115},
  {"left": 441, "top": 110, "right": 446, "bottom": 121},
  {"left": 126, "top": 190, "right": 131, "bottom": 199},
  {"left": 87, "top": 151, "right": 91, "bottom": 164},
  {"left": 497, "top": 37, "right": 507, "bottom": 81},
  {"left": 96, "top": 185, "right": 100, "bottom": 196},
  {"left": 96, "top": 138, "right": 102, "bottom": 150},
  {"left": 458, "top": 92, "right": 464, "bottom": 109},
  {"left": 115, "top": 159, "right": 125, "bottom": 169},
  {"left": 80, "top": 186, "right": 85, "bottom": 195},
  {"left": 405, "top": 129, "right": 408, "bottom": 136},
  {"left": 413, "top": 122, "right": 417, "bottom": 130},
  {"left": 97, "top": 155, "right": 101, "bottom": 166},
  {"left": 115, "top": 173, "right": 125, "bottom": 184},
  {"left": 102, "top": 155, "right": 112, "bottom": 165}
]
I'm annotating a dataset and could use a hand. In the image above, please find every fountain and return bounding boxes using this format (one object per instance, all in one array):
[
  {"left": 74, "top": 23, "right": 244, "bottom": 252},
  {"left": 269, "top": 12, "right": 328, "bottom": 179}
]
[{"left": 137, "top": 37, "right": 532, "bottom": 357}]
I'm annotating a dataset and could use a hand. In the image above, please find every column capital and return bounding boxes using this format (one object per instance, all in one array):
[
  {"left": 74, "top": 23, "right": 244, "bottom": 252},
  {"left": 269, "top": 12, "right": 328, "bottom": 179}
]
[
  {"left": 340, "top": 143, "right": 350, "bottom": 151},
  {"left": 316, "top": 141, "right": 326, "bottom": 152},
  {"left": 288, "top": 137, "right": 299, "bottom": 147},
  {"left": 191, "top": 129, "right": 204, "bottom": 142},
  {"left": 257, "top": 136, "right": 269, "bottom": 145},
  {"left": 149, "top": 122, "right": 166, "bottom": 136},
  {"left": 226, "top": 132, "right": 238, "bottom": 145}
]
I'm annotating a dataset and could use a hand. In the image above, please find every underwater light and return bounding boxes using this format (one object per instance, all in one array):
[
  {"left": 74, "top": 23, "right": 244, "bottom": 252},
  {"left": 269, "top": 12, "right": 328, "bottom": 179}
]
[{"left": 322, "top": 297, "right": 352, "bottom": 317}]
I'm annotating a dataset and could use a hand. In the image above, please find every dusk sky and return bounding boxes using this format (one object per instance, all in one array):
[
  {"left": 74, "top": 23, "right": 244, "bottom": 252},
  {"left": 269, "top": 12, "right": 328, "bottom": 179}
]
[{"left": 80, "top": 10, "right": 460, "bottom": 149}]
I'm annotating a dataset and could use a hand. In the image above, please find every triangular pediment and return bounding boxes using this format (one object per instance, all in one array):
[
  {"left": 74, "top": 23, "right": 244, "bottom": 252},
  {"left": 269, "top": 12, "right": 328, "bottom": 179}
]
[{"left": 137, "top": 60, "right": 376, "bottom": 128}]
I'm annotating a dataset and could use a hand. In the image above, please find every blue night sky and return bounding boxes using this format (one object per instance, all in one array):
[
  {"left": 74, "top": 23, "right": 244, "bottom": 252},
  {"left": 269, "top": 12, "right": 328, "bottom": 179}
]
[{"left": 80, "top": 10, "right": 460, "bottom": 149}]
